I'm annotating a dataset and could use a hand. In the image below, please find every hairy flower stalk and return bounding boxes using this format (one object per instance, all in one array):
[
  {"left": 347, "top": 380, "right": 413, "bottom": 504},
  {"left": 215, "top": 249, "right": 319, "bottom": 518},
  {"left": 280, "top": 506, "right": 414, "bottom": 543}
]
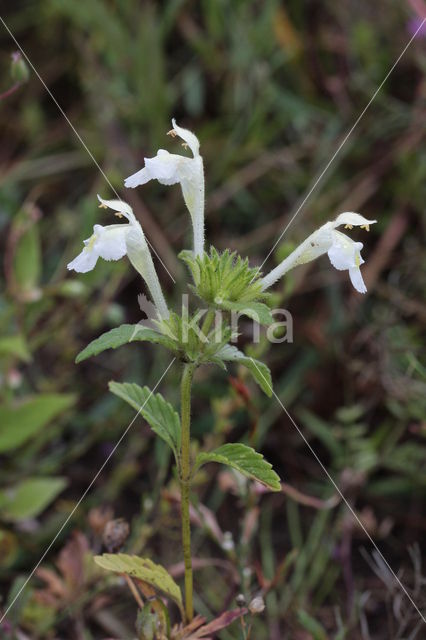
[
  {"left": 261, "top": 212, "right": 377, "bottom": 293},
  {"left": 67, "top": 196, "right": 169, "bottom": 319},
  {"left": 125, "top": 119, "right": 205, "bottom": 257}
]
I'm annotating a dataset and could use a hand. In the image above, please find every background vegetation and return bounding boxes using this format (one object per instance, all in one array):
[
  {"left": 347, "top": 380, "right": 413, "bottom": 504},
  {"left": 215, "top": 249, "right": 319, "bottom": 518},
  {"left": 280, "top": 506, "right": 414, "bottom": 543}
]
[{"left": 1, "top": 1, "right": 425, "bottom": 638}]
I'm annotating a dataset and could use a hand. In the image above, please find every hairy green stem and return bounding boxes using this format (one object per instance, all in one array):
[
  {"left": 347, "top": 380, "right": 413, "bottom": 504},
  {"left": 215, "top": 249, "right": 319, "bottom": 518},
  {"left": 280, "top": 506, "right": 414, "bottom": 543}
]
[
  {"left": 180, "top": 362, "right": 195, "bottom": 621},
  {"left": 179, "top": 310, "right": 213, "bottom": 621}
]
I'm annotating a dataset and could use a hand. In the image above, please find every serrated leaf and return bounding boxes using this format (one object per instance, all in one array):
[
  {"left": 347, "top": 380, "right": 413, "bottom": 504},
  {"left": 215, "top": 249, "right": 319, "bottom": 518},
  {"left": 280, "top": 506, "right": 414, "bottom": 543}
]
[
  {"left": 76, "top": 324, "right": 177, "bottom": 363},
  {"left": 195, "top": 443, "right": 281, "bottom": 491},
  {"left": 0, "top": 394, "right": 76, "bottom": 453},
  {"left": 109, "top": 382, "right": 180, "bottom": 456},
  {"left": 221, "top": 300, "right": 273, "bottom": 325},
  {"left": 94, "top": 553, "right": 183, "bottom": 614},
  {"left": 0, "top": 477, "right": 67, "bottom": 521},
  {"left": 216, "top": 345, "right": 273, "bottom": 397}
]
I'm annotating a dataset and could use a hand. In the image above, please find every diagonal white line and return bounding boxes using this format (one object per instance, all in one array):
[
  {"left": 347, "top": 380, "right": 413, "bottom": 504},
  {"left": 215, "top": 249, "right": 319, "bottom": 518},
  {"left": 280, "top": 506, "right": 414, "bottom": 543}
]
[
  {"left": 248, "top": 357, "right": 426, "bottom": 625},
  {"left": 0, "top": 16, "right": 176, "bottom": 284},
  {"left": 0, "top": 358, "right": 176, "bottom": 626},
  {"left": 257, "top": 17, "right": 426, "bottom": 275}
]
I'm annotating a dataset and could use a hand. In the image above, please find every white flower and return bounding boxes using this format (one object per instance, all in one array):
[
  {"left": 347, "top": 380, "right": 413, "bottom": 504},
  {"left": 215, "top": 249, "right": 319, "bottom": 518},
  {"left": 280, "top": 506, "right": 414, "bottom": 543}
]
[
  {"left": 261, "top": 212, "right": 377, "bottom": 294},
  {"left": 124, "top": 119, "right": 205, "bottom": 257},
  {"left": 66, "top": 223, "right": 127, "bottom": 273},
  {"left": 327, "top": 231, "right": 366, "bottom": 293},
  {"left": 67, "top": 197, "right": 135, "bottom": 273},
  {"left": 67, "top": 195, "right": 169, "bottom": 319}
]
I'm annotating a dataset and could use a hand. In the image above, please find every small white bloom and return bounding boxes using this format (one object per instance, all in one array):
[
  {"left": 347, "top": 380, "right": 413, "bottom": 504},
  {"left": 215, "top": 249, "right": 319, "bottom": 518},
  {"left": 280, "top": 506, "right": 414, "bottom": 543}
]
[
  {"left": 66, "top": 197, "right": 135, "bottom": 274},
  {"left": 125, "top": 119, "right": 205, "bottom": 257},
  {"left": 261, "top": 212, "right": 377, "bottom": 294},
  {"left": 67, "top": 195, "right": 169, "bottom": 318}
]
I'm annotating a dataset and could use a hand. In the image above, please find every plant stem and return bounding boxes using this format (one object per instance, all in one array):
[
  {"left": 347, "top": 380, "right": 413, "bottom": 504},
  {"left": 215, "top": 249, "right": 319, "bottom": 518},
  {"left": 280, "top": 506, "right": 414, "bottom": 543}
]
[
  {"left": 180, "top": 362, "right": 195, "bottom": 622},
  {"left": 179, "top": 310, "right": 213, "bottom": 621}
]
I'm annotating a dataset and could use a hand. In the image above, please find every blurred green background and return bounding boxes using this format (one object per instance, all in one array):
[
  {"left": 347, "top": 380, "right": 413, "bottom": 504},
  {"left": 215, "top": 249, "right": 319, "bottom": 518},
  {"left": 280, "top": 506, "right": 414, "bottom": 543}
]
[{"left": 1, "top": 1, "right": 425, "bottom": 638}]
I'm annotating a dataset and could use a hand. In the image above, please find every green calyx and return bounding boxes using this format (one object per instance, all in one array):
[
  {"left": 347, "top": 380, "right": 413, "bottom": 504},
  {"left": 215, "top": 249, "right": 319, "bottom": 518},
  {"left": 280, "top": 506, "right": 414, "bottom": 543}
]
[{"left": 179, "top": 247, "right": 268, "bottom": 308}]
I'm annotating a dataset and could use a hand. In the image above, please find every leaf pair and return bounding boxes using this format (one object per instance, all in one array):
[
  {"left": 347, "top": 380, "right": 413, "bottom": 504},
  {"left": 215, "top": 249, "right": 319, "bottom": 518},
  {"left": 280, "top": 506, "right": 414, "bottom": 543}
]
[
  {"left": 76, "top": 324, "right": 273, "bottom": 397},
  {"left": 109, "top": 382, "right": 280, "bottom": 491},
  {"left": 76, "top": 320, "right": 233, "bottom": 367}
]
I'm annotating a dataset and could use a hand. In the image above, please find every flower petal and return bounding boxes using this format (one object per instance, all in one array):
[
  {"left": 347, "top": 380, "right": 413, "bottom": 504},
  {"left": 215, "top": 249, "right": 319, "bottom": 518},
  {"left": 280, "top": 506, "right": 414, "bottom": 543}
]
[
  {"left": 94, "top": 226, "right": 128, "bottom": 261},
  {"left": 328, "top": 231, "right": 363, "bottom": 270},
  {"left": 349, "top": 267, "right": 367, "bottom": 293},
  {"left": 333, "top": 212, "right": 377, "bottom": 229},
  {"left": 170, "top": 118, "right": 200, "bottom": 157},
  {"left": 124, "top": 167, "right": 152, "bottom": 188},
  {"left": 144, "top": 151, "right": 183, "bottom": 185},
  {"left": 67, "top": 246, "right": 99, "bottom": 273},
  {"left": 97, "top": 195, "right": 136, "bottom": 223}
]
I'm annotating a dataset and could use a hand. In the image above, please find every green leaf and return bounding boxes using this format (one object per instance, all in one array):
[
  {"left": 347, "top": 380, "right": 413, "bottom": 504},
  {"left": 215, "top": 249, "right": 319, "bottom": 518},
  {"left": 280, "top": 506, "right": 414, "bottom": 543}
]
[
  {"left": 94, "top": 553, "right": 183, "bottom": 614},
  {"left": 0, "top": 477, "right": 67, "bottom": 521},
  {"left": 0, "top": 335, "right": 31, "bottom": 363},
  {"left": 195, "top": 443, "right": 281, "bottom": 491},
  {"left": 221, "top": 300, "right": 273, "bottom": 325},
  {"left": 109, "top": 382, "right": 180, "bottom": 456},
  {"left": 240, "top": 357, "right": 273, "bottom": 397},
  {"left": 217, "top": 345, "right": 273, "bottom": 397},
  {"left": 76, "top": 324, "right": 177, "bottom": 363},
  {"left": 0, "top": 394, "right": 76, "bottom": 453}
]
